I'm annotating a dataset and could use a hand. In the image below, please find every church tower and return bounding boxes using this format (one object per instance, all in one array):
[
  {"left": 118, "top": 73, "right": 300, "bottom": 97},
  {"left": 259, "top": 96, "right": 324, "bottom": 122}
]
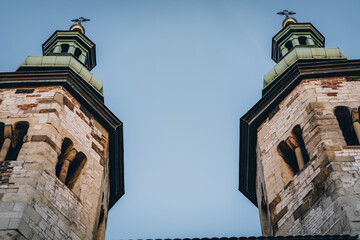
[
  {"left": 239, "top": 13, "right": 360, "bottom": 236},
  {"left": 0, "top": 20, "right": 124, "bottom": 239}
]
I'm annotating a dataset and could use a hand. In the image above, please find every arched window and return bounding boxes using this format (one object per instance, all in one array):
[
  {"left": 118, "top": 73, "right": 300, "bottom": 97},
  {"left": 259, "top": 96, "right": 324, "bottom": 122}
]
[
  {"left": 61, "top": 44, "right": 69, "bottom": 53},
  {"left": 278, "top": 140, "right": 299, "bottom": 175},
  {"left": 0, "top": 121, "right": 29, "bottom": 161},
  {"left": 298, "top": 36, "right": 307, "bottom": 45},
  {"left": 66, "top": 152, "right": 87, "bottom": 191},
  {"left": 74, "top": 48, "right": 82, "bottom": 58},
  {"left": 56, "top": 138, "right": 87, "bottom": 193},
  {"left": 56, "top": 138, "right": 73, "bottom": 178},
  {"left": 3, "top": 121, "right": 29, "bottom": 160},
  {"left": 334, "top": 106, "right": 359, "bottom": 145},
  {"left": 277, "top": 125, "right": 310, "bottom": 177},
  {"left": 293, "top": 125, "right": 310, "bottom": 165},
  {"left": 285, "top": 41, "right": 294, "bottom": 51}
]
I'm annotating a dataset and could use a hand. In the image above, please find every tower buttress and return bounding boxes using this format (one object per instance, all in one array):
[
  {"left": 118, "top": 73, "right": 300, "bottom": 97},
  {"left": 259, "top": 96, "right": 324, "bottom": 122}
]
[
  {"left": 240, "top": 13, "right": 360, "bottom": 236},
  {"left": 0, "top": 21, "right": 123, "bottom": 240}
]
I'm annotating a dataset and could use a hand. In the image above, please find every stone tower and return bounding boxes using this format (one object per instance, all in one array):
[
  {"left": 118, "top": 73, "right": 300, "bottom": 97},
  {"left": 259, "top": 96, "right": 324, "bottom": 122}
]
[
  {"left": 239, "top": 16, "right": 360, "bottom": 236},
  {"left": 0, "top": 22, "right": 124, "bottom": 239}
]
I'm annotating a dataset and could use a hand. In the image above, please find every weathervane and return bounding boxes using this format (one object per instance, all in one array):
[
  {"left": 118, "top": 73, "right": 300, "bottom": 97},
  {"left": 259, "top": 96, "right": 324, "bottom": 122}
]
[
  {"left": 277, "top": 10, "right": 296, "bottom": 19},
  {"left": 71, "top": 17, "right": 90, "bottom": 25}
]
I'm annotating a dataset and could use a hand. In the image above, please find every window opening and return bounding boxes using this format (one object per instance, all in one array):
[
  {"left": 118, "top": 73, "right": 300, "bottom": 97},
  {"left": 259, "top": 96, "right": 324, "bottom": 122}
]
[
  {"left": 278, "top": 140, "right": 299, "bottom": 175},
  {"left": 334, "top": 106, "right": 359, "bottom": 145},
  {"left": 66, "top": 152, "right": 87, "bottom": 191},
  {"left": 74, "top": 48, "right": 82, "bottom": 58},
  {"left": 277, "top": 125, "right": 310, "bottom": 176},
  {"left": 56, "top": 138, "right": 73, "bottom": 178},
  {"left": 298, "top": 36, "right": 307, "bottom": 45},
  {"left": 56, "top": 138, "right": 87, "bottom": 193},
  {"left": 61, "top": 44, "right": 69, "bottom": 53},
  {"left": 285, "top": 41, "right": 293, "bottom": 51},
  {"left": 0, "top": 121, "right": 29, "bottom": 161},
  {"left": 293, "top": 125, "right": 310, "bottom": 165}
]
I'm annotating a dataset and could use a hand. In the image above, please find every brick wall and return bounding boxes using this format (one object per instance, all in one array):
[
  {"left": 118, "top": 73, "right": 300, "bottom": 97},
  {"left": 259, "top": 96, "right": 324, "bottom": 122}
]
[
  {"left": 0, "top": 86, "right": 109, "bottom": 239},
  {"left": 257, "top": 77, "right": 360, "bottom": 236}
]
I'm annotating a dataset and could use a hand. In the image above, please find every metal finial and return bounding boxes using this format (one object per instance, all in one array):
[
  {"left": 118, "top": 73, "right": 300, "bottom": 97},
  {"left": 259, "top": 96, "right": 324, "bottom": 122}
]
[
  {"left": 277, "top": 10, "right": 296, "bottom": 19},
  {"left": 71, "top": 17, "right": 90, "bottom": 25}
]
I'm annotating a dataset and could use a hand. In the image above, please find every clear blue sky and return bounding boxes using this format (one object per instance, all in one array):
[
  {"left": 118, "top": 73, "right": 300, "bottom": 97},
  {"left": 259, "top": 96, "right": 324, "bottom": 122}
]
[{"left": 1, "top": 1, "right": 360, "bottom": 239}]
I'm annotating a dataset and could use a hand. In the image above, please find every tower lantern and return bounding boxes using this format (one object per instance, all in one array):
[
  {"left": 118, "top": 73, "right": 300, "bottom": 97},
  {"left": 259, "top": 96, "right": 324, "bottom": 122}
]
[{"left": 42, "top": 17, "right": 96, "bottom": 71}]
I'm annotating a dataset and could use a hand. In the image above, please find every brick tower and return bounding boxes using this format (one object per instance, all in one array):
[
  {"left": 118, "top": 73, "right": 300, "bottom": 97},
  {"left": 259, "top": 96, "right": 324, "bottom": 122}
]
[
  {"left": 0, "top": 22, "right": 124, "bottom": 239},
  {"left": 239, "top": 15, "right": 360, "bottom": 236}
]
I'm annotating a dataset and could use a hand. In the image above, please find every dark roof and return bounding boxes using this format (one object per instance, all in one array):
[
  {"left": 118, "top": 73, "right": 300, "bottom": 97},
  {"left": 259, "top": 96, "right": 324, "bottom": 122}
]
[
  {"left": 131, "top": 235, "right": 358, "bottom": 240},
  {"left": 239, "top": 59, "right": 360, "bottom": 206}
]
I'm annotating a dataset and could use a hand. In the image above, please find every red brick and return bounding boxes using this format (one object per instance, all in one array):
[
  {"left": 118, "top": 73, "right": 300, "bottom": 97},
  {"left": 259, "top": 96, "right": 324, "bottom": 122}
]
[
  {"left": 26, "top": 94, "right": 41, "bottom": 97},
  {"left": 76, "top": 111, "right": 89, "bottom": 124},
  {"left": 17, "top": 104, "right": 38, "bottom": 108}
]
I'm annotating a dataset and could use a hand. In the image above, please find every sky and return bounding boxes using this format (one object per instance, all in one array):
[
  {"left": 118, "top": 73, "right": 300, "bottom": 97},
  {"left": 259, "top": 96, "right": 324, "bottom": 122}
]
[{"left": 1, "top": 0, "right": 360, "bottom": 239}]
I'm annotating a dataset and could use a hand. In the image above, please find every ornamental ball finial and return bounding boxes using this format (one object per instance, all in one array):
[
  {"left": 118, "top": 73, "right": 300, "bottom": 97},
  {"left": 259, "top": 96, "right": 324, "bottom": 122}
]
[
  {"left": 277, "top": 10, "right": 297, "bottom": 28},
  {"left": 282, "top": 17, "right": 297, "bottom": 28},
  {"left": 69, "top": 17, "right": 90, "bottom": 34},
  {"left": 70, "top": 24, "right": 85, "bottom": 34}
]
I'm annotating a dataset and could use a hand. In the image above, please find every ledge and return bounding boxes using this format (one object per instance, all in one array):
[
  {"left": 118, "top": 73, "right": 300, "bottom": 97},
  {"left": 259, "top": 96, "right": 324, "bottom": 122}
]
[
  {"left": 17, "top": 56, "right": 103, "bottom": 94},
  {"left": 264, "top": 47, "right": 347, "bottom": 87}
]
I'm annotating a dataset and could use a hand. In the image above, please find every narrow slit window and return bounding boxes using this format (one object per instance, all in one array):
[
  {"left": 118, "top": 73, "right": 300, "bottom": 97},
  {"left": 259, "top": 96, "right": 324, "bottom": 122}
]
[
  {"left": 56, "top": 138, "right": 73, "bottom": 178},
  {"left": 278, "top": 140, "right": 299, "bottom": 175},
  {"left": 0, "top": 123, "right": 5, "bottom": 148},
  {"left": 66, "top": 152, "right": 87, "bottom": 191},
  {"left": 292, "top": 125, "right": 310, "bottom": 165},
  {"left": 334, "top": 106, "right": 359, "bottom": 145}
]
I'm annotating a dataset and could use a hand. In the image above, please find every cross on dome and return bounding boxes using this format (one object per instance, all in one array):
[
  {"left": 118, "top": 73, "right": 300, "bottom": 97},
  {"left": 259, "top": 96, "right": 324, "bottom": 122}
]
[{"left": 277, "top": 10, "right": 296, "bottom": 19}]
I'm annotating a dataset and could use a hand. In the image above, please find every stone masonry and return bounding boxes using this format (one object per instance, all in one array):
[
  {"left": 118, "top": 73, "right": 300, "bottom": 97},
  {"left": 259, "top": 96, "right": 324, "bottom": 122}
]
[
  {"left": 256, "top": 76, "right": 360, "bottom": 236},
  {"left": 0, "top": 86, "right": 109, "bottom": 239}
]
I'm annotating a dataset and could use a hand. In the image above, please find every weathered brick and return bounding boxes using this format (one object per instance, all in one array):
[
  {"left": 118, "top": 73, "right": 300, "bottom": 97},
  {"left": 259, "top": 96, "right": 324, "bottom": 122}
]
[
  {"left": 30, "top": 135, "right": 58, "bottom": 152},
  {"left": 17, "top": 104, "right": 37, "bottom": 108},
  {"left": 0, "top": 86, "right": 110, "bottom": 239},
  {"left": 63, "top": 96, "right": 74, "bottom": 111}
]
